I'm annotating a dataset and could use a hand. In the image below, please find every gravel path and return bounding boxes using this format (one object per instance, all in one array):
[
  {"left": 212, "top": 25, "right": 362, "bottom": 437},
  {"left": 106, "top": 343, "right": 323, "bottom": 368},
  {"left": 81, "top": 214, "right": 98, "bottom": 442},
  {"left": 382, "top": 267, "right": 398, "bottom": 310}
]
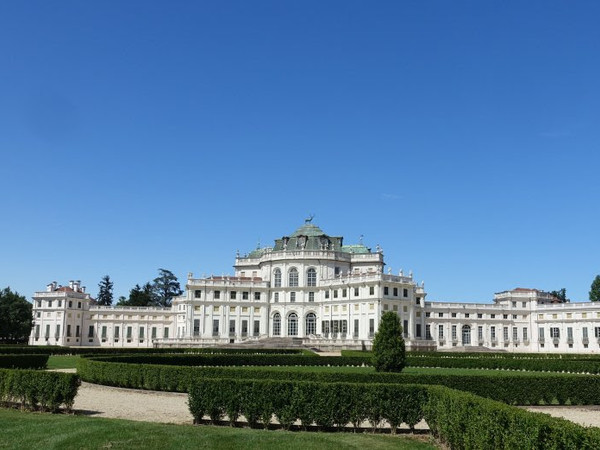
[{"left": 70, "top": 378, "right": 600, "bottom": 429}]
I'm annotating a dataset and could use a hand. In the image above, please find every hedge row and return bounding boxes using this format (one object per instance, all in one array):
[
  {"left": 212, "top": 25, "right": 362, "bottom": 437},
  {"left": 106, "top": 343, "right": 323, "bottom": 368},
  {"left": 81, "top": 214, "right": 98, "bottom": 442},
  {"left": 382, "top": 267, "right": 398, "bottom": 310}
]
[
  {"left": 78, "top": 352, "right": 600, "bottom": 374},
  {"left": 344, "top": 350, "right": 600, "bottom": 361},
  {"left": 0, "top": 345, "right": 304, "bottom": 356},
  {"left": 0, "top": 354, "right": 49, "bottom": 369},
  {"left": 425, "top": 385, "right": 600, "bottom": 449},
  {"left": 77, "top": 357, "right": 600, "bottom": 405},
  {"left": 83, "top": 354, "right": 368, "bottom": 367},
  {"left": 0, "top": 369, "right": 80, "bottom": 411},
  {"left": 405, "top": 355, "right": 600, "bottom": 374},
  {"left": 189, "top": 378, "right": 426, "bottom": 431}
]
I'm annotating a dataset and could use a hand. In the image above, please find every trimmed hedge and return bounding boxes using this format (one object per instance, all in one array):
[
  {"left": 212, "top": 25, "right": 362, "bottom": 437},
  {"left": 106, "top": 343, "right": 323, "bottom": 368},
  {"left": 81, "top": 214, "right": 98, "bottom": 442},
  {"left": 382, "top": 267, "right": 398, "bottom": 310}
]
[
  {"left": 406, "top": 355, "right": 600, "bottom": 374},
  {"left": 0, "top": 369, "right": 80, "bottom": 411},
  {"left": 0, "top": 354, "right": 49, "bottom": 369},
  {"left": 81, "top": 354, "right": 369, "bottom": 367},
  {"left": 77, "top": 356, "right": 600, "bottom": 405},
  {"left": 425, "top": 385, "right": 600, "bottom": 449},
  {"left": 0, "top": 345, "right": 305, "bottom": 356},
  {"left": 189, "top": 378, "right": 427, "bottom": 432},
  {"left": 188, "top": 378, "right": 600, "bottom": 447}
]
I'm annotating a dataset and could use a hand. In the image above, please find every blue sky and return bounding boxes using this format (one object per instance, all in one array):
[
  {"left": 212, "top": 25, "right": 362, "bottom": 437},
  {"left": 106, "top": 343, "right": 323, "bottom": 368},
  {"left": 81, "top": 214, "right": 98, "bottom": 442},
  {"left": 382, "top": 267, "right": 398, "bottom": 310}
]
[{"left": 1, "top": 1, "right": 598, "bottom": 303}]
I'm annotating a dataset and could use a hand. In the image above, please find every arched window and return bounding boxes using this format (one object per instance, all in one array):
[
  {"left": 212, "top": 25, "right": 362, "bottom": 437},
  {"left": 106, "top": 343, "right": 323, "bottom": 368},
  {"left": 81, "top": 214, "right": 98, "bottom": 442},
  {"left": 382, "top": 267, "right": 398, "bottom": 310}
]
[
  {"left": 307, "top": 268, "right": 317, "bottom": 287},
  {"left": 273, "top": 269, "right": 281, "bottom": 287},
  {"left": 305, "top": 313, "right": 316, "bottom": 335},
  {"left": 288, "top": 268, "right": 299, "bottom": 287},
  {"left": 273, "top": 313, "right": 281, "bottom": 336},
  {"left": 462, "top": 325, "right": 471, "bottom": 346},
  {"left": 288, "top": 313, "right": 298, "bottom": 336}
]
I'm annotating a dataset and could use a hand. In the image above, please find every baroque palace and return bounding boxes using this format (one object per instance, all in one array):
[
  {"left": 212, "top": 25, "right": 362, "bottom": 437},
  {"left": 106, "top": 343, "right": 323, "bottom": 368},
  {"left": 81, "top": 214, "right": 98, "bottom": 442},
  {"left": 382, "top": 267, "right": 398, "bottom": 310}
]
[{"left": 29, "top": 220, "right": 600, "bottom": 353}]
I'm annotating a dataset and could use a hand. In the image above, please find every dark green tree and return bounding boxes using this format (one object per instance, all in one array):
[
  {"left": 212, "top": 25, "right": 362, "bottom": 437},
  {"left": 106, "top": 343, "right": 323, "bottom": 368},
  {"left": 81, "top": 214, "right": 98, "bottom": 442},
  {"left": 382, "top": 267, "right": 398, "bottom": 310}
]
[
  {"left": 371, "top": 311, "right": 406, "bottom": 372},
  {"left": 549, "top": 288, "right": 568, "bottom": 302},
  {"left": 118, "top": 283, "right": 155, "bottom": 307},
  {"left": 152, "top": 268, "right": 183, "bottom": 307},
  {"left": 590, "top": 275, "right": 600, "bottom": 302},
  {"left": 0, "top": 287, "right": 33, "bottom": 343},
  {"left": 97, "top": 275, "right": 114, "bottom": 306}
]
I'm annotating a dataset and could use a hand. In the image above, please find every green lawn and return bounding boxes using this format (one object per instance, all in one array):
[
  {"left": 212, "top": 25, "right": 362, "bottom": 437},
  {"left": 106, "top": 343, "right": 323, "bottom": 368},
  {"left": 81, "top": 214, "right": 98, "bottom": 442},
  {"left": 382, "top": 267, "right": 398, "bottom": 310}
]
[
  {"left": 47, "top": 355, "right": 80, "bottom": 370},
  {"left": 0, "top": 409, "right": 436, "bottom": 450}
]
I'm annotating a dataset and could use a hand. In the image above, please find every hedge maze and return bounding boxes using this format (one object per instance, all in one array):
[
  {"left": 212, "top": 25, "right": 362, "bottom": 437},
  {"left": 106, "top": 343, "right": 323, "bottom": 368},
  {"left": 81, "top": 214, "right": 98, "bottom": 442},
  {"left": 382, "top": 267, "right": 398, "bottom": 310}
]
[{"left": 4, "top": 346, "right": 600, "bottom": 448}]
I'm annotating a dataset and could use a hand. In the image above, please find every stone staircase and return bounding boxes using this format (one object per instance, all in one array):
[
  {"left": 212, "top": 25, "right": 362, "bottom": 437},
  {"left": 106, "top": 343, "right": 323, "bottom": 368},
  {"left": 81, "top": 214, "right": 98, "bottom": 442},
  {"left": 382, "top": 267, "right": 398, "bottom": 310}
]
[{"left": 228, "top": 337, "right": 306, "bottom": 349}]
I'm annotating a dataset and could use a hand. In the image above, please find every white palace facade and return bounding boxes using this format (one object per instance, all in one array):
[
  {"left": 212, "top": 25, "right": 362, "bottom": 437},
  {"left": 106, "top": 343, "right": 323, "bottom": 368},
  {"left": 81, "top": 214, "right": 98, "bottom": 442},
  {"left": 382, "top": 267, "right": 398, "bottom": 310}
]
[{"left": 29, "top": 221, "right": 600, "bottom": 353}]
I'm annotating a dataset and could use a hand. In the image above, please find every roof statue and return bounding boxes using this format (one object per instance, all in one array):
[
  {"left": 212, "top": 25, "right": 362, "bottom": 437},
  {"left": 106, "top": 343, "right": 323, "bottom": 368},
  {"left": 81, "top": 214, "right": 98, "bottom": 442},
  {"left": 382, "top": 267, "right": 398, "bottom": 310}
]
[{"left": 305, "top": 214, "right": 315, "bottom": 224}]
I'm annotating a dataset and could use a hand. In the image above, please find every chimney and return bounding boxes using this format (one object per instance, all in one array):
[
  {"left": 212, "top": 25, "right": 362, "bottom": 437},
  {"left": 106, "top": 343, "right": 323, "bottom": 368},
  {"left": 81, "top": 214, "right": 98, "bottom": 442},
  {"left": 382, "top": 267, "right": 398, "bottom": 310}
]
[
  {"left": 81, "top": 286, "right": 86, "bottom": 293},
  {"left": 69, "top": 280, "right": 75, "bottom": 290}
]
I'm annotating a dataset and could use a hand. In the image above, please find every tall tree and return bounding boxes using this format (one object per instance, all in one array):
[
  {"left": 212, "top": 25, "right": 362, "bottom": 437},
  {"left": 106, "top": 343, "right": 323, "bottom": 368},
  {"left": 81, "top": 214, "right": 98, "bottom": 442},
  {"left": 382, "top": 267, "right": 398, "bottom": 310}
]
[
  {"left": 371, "top": 311, "right": 406, "bottom": 372},
  {"left": 590, "top": 275, "right": 600, "bottom": 302},
  {"left": 0, "top": 287, "right": 33, "bottom": 344},
  {"left": 97, "top": 275, "right": 114, "bottom": 306},
  {"left": 549, "top": 288, "right": 568, "bottom": 302},
  {"left": 153, "top": 268, "right": 183, "bottom": 307},
  {"left": 118, "top": 283, "right": 155, "bottom": 307}
]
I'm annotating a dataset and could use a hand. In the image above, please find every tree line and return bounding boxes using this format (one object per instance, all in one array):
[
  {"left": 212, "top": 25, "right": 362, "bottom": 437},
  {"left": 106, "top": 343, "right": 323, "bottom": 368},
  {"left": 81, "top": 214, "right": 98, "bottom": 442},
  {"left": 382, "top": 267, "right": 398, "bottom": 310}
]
[{"left": 96, "top": 268, "right": 183, "bottom": 308}]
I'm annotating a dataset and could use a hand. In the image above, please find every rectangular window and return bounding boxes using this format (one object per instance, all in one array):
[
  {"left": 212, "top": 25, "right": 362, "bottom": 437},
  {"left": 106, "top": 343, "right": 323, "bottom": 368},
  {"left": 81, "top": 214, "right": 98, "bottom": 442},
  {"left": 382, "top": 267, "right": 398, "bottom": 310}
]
[
  {"left": 242, "top": 291, "right": 249, "bottom": 300},
  {"left": 75, "top": 325, "right": 80, "bottom": 338},
  {"left": 254, "top": 292, "right": 261, "bottom": 301},
  {"left": 523, "top": 327, "right": 528, "bottom": 341},
  {"left": 478, "top": 326, "right": 483, "bottom": 341},
  {"left": 503, "top": 314, "right": 508, "bottom": 320},
  {"left": 230, "top": 291, "right": 237, "bottom": 300},
  {"left": 451, "top": 325, "right": 457, "bottom": 341},
  {"left": 567, "top": 327, "right": 573, "bottom": 339},
  {"left": 369, "top": 286, "right": 374, "bottom": 295},
  {"left": 274, "top": 292, "right": 279, "bottom": 302},
  {"left": 354, "top": 319, "right": 359, "bottom": 337},
  {"left": 325, "top": 291, "right": 330, "bottom": 299},
  {"left": 477, "top": 313, "right": 483, "bottom": 319},
  {"left": 333, "top": 290, "right": 338, "bottom": 299},
  {"left": 164, "top": 327, "right": 169, "bottom": 338},
  {"left": 242, "top": 320, "right": 248, "bottom": 336},
  {"left": 139, "top": 327, "right": 144, "bottom": 340},
  {"left": 503, "top": 327, "right": 509, "bottom": 341},
  {"left": 451, "top": 313, "right": 457, "bottom": 318},
  {"left": 426, "top": 324, "right": 431, "bottom": 340},
  {"left": 369, "top": 318, "right": 375, "bottom": 335},
  {"left": 583, "top": 327, "right": 589, "bottom": 338},
  {"left": 193, "top": 319, "right": 200, "bottom": 336},
  {"left": 595, "top": 327, "right": 600, "bottom": 338},
  {"left": 66, "top": 324, "right": 72, "bottom": 337},
  {"left": 465, "top": 313, "right": 470, "bottom": 318},
  {"left": 491, "top": 326, "right": 496, "bottom": 340},
  {"left": 55, "top": 324, "right": 60, "bottom": 339},
  {"left": 126, "top": 326, "right": 132, "bottom": 339},
  {"left": 101, "top": 326, "right": 107, "bottom": 339},
  {"left": 354, "top": 287, "right": 359, "bottom": 297},
  {"left": 491, "top": 314, "right": 495, "bottom": 319},
  {"left": 512, "top": 327, "right": 518, "bottom": 341},
  {"left": 384, "top": 286, "right": 389, "bottom": 296},
  {"left": 290, "top": 292, "right": 296, "bottom": 302},
  {"left": 45, "top": 324, "right": 50, "bottom": 339},
  {"left": 393, "top": 287, "right": 398, "bottom": 296},
  {"left": 539, "top": 328, "right": 545, "bottom": 339},
  {"left": 416, "top": 323, "right": 422, "bottom": 338},
  {"left": 194, "top": 290, "right": 202, "bottom": 298},
  {"left": 214, "top": 290, "right": 221, "bottom": 299},
  {"left": 550, "top": 327, "right": 560, "bottom": 338},
  {"left": 438, "top": 312, "right": 444, "bottom": 318},
  {"left": 438, "top": 324, "right": 444, "bottom": 339},
  {"left": 212, "top": 320, "right": 219, "bottom": 336},
  {"left": 35, "top": 324, "right": 40, "bottom": 339},
  {"left": 342, "top": 288, "right": 347, "bottom": 297},
  {"left": 522, "top": 302, "right": 527, "bottom": 308},
  {"left": 48, "top": 300, "right": 53, "bottom": 307},
  {"left": 229, "top": 319, "right": 235, "bottom": 334},
  {"left": 78, "top": 302, "right": 81, "bottom": 309},
  {"left": 113, "top": 326, "right": 119, "bottom": 339},
  {"left": 403, "top": 288, "right": 408, "bottom": 297},
  {"left": 308, "top": 292, "right": 315, "bottom": 302}
]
